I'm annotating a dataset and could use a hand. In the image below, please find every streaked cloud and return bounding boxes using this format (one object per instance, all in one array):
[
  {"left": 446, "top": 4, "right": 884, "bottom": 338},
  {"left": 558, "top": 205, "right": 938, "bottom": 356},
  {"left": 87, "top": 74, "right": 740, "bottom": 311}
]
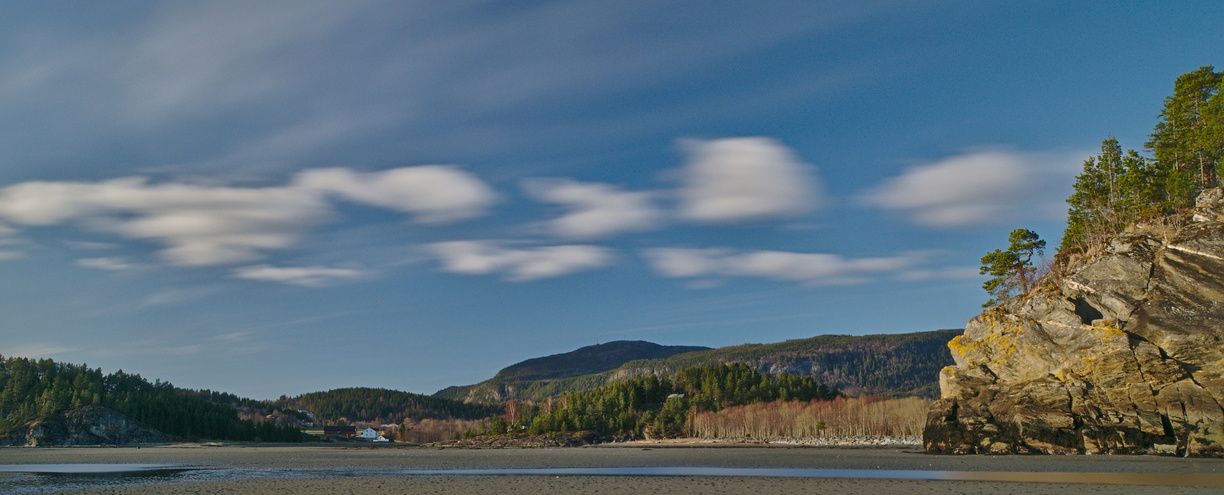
[
  {"left": 641, "top": 247, "right": 929, "bottom": 285},
  {"left": 0, "top": 177, "right": 331, "bottom": 266},
  {"left": 523, "top": 178, "right": 660, "bottom": 239},
  {"left": 677, "top": 137, "right": 823, "bottom": 223},
  {"left": 141, "top": 286, "right": 223, "bottom": 307},
  {"left": 116, "top": 1, "right": 377, "bottom": 121},
  {"left": 1, "top": 344, "right": 78, "bottom": 358},
  {"left": 859, "top": 149, "right": 1080, "bottom": 228},
  {"left": 233, "top": 264, "right": 368, "bottom": 287},
  {"left": 427, "top": 241, "right": 614, "bottom": 281},
  {"left": 0, "top": 166, "right": 496, "bottom": 267},
  {"left": 77, "top": 257, "right": 141, "bottom": 271}
]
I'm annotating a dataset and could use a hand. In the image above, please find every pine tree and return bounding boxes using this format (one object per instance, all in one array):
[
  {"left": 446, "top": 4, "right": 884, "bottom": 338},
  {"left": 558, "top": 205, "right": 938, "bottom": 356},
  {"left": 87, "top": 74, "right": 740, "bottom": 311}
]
[
  {"left": 980, "top": 229, "right": 1045, "bottom": 307},
  {"left": 1147, "top": 65, "right": 1224, "bottom": 197}
]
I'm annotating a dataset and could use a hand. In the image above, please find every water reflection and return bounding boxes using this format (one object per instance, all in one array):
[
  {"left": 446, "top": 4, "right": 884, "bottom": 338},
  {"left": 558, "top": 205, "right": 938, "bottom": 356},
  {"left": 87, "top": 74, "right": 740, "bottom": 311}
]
[
  {"left": 0, "top": 464, "right": 196, "bottom": 494},
  {"left": 2, "top": 463, "right": 1222, "bottom": 491}
]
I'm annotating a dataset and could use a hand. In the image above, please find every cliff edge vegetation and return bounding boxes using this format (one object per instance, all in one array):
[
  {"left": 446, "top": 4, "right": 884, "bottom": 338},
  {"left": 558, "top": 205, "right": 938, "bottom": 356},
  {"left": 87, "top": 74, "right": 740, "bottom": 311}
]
[{"left": 925, "top": 65, "right": 1224, "bottom": 456}]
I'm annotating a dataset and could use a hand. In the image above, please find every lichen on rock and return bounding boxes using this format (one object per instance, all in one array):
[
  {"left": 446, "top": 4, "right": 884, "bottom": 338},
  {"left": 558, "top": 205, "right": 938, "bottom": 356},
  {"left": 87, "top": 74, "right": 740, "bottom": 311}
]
[{"left": 925, "top": 188, "right": 1224, "bottom": 457}]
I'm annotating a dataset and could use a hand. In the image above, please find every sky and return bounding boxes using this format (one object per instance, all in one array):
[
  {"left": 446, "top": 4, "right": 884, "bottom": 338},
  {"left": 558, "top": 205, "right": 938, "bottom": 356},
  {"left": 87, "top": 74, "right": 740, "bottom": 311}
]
[{"left": 0, "top": 1, "right": 1221, "bottom": 399}]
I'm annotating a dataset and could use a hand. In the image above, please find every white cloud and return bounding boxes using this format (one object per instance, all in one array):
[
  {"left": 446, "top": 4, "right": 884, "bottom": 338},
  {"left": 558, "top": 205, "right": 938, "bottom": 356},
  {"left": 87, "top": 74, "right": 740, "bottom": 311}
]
[
  {"left": 894, "top": 266, "right": 981, "bottom": 282},
  {"left": 427, "top": 241, "right": 614, "bottom": 281},
  {"left": 77, "top": 257, "right": 140, "bottom": 271},
  {"left": 860, "top": 149, "right": 1080, "bottom": 228},
  {"left": 296, "top": 166, "right": 497, "bottom": 223},
  {"left": 233, "top": 264, "right": 368, "bottom": 287},
  {"left": 0, "top": 177, "right": 330, "bottom": 266},
  {"left": 677, "top": 137, "right": 823, "bottom": 223},
  {"left": 641, "top": 247, "right": 928, "bottom": 285},
  {"left": 523, "top": 179, "right": 660, "bottom": 239},
  {"left": 0, "top": 166, "right": 497, "bottom": 267}
]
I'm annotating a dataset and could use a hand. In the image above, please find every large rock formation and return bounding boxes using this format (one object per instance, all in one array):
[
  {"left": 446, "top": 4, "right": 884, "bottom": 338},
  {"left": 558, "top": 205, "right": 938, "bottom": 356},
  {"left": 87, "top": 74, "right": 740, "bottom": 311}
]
[
  {"left": 925, "top": 189, "right": 1224, "bottom": 457},
  {"left": 1, "top": 406, "right": 172, "bottom": 446}
]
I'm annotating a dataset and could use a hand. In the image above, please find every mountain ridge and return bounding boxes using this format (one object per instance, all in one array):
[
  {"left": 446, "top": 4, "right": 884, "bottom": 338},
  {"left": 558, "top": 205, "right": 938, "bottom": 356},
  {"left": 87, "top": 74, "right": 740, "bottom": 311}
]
[{"left": 436, "top": 330, "right": 959, "bottom": 403}]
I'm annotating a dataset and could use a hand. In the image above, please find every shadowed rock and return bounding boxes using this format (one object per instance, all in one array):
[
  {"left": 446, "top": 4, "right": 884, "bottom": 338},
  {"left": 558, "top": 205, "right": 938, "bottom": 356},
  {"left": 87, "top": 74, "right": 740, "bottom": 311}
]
[{"left": 13, "top": 406, "right": 172, "bottom": 446}]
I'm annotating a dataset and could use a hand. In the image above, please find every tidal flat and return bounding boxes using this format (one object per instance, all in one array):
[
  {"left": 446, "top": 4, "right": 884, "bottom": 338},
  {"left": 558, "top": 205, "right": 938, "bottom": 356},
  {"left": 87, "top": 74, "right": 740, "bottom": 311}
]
[{"left": 1, "top": 444, "right": 1222, "bottom": 494}]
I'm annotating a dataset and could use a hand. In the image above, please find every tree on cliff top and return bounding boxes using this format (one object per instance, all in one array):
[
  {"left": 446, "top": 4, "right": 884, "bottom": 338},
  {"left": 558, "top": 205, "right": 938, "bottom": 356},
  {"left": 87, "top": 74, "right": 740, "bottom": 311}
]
[
  {"left": 1062, "top": 65, "right": 1224, "bottom": 252},
  {"left": 980, "top": 228, "right": 1045, "bottom": 307},
  {"left": 1147, "top": 65, "right": 1223, "bottom": 195}
]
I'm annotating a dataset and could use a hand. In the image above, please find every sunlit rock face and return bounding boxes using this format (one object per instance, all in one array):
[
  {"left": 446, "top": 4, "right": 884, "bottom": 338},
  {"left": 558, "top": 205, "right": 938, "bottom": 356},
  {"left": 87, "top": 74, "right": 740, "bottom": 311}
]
[{"left": 925, "top": 189, "right": 1224, "bottom": 457}]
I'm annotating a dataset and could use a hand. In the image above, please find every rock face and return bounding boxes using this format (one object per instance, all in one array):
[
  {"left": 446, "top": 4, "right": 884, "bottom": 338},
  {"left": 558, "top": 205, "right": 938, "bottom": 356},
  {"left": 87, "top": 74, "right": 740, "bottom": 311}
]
[
  {"left": 3, "top": 406, "right": 172, "bottom": 446},
  {"left": 925, "top": 189, "right": 1224, "bottom": 457}
]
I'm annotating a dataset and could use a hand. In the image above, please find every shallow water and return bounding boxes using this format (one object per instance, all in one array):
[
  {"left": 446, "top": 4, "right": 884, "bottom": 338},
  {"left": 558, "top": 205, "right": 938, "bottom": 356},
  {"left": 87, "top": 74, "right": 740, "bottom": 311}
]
[
  {"left": 0, "top": 464, "right": 201, "bottom": 494},
  {"left": 398, "top": 467, "right": 1224, "bottom": 487},
  {"left": 3, "top": 463, "right": 1223, "bottom": 492},
  {"left": 0, "top": 464, "right": 187, "bottom": 474}
]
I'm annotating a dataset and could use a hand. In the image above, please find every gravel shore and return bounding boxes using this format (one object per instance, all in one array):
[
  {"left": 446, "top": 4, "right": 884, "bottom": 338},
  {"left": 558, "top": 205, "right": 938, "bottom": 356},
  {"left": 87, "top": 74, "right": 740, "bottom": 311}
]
[{"left": 1, "top": 444, "right": 1221, "bottom": 494}]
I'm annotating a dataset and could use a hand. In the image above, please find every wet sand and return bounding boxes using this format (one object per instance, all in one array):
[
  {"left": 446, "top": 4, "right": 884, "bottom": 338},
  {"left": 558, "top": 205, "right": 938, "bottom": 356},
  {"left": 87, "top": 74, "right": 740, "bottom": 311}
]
[{"left": 1, "top": 444, "right": 1222, "bottom": 494}]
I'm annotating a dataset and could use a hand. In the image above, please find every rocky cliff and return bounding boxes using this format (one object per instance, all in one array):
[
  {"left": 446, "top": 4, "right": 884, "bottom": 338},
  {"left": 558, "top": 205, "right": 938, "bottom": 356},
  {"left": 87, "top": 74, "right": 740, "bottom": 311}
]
[
  {"left": 2, "top": 406, "right": 172, "bottom": 446},
  {"left": 925, "top": 189, "right": 1224, "bottom": 457}
]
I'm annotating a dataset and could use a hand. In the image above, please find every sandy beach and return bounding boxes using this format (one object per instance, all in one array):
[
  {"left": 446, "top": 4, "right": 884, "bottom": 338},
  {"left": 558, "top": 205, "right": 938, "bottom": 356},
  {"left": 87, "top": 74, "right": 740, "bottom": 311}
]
[{"left": 2, "top": 443, "right": 1223, "bottom": 494}]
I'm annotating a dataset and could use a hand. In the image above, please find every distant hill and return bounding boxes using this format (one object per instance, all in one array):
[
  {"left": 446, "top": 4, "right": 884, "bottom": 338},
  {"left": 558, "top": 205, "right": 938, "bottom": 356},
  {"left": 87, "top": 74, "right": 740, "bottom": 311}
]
[
  {"left": 435, "top": 330, "right": 960, "bottom": 403},
  {"left": 495, "top": 341, "right": 712, "bottom": 381},
  {"left": 435, "top": 340, "right": 711, "bottom": 401},
  {"left": 275, "top": 387, "right": 502, "bottom": 425}
]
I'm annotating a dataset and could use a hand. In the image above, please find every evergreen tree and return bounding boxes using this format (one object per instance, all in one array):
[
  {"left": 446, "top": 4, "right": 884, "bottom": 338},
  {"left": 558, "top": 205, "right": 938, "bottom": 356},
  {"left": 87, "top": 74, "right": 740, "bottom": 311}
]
[
  {"left": 980, "top": 229, "right": 1045, "bottom": 307},
  {"left": 1146, "top": 65, "right": 1224, "bottom": 197},
  {"left": 1062, "top": 138, "right": 1163, "bottom": 251}
]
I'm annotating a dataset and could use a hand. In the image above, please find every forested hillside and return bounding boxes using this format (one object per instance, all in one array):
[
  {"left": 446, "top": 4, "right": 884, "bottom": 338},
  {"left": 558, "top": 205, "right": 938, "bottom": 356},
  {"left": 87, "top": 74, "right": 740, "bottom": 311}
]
[
  {"left": 438, "top": 330, "right": 959, "bottom": 403},
  {"left": 473, "top": 363, "right": 839, "bottom": 439},
  {"left": 0, "top": 356, "right": 301, "bottom": 443},
  {"left": 436, "top": 341, "right": 710, "bottom": 401},
  {"left": 275, "top": 387, "right": 502, "bottom": 425}
]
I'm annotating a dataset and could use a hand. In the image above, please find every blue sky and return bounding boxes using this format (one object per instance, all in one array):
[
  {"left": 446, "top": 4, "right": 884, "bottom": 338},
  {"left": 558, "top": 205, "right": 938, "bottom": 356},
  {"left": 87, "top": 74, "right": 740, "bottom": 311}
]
[{"left": 1, "top": 1, "right": 1220, "bottom": 399}]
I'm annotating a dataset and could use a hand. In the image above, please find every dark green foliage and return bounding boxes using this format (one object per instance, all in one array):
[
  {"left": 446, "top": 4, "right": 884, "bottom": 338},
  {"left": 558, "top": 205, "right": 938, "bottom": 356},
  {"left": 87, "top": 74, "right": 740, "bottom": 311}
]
[
  {"left": 277, "top": 387, "right": 501, "bottom": 425},
  {"left": 522, "top": 363, "right": 838, "bottom": 438},
  {"left": 1147, "top": 65, "right": 1224, "bottom": 191},
  {"left": 1064, "top": 66, "right": 1224, "bottom": 252},
  {"left": 1062, "top": 138, "right": 1167, "bottom": 251},
  {"left": 979, "top": 229, "right": 1045, "bottom": 307},
  {"left": 437, "top": 330, "right": 958, "bottom": 402},
  {"left": 0, "top": 355, "right": 301, "bottom": 442}
]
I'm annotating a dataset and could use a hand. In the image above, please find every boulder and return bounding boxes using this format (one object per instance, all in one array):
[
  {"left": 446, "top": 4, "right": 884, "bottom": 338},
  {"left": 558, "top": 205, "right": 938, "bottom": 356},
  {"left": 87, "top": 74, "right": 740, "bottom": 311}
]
[{"left": 925, "top": 188, "right": 1224, "bottom": 457}]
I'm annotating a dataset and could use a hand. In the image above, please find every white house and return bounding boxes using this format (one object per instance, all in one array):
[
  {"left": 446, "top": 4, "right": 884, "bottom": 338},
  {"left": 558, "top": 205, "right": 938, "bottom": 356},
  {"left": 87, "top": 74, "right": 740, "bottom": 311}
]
[{"left": 360, "top": 427, "right": 379, "bottom": 439}]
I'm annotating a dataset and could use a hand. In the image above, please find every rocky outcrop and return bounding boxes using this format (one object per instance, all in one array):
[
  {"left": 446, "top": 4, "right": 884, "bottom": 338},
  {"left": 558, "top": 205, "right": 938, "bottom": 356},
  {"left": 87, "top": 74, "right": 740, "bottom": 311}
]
[
  {"left": 925, "top": 189, "right": 1224, "bottom": 457},
  {"left": 2, "top": 406, "right": 172, "bottom": 446}
]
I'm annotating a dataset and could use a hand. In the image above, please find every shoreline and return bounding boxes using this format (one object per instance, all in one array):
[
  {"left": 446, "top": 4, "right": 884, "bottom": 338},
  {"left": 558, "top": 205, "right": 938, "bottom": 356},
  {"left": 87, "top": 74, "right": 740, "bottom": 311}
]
[{"left": 2, "top": 444, "right": 1222, "bottom": 494}]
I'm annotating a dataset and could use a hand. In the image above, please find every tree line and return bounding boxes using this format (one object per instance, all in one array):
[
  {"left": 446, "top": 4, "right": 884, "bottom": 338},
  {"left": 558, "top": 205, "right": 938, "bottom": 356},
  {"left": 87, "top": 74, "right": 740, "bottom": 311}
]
[
  {"left": 0, "top": 355, "right": 302, "bottom": 442},
  {"left": 274, "top": 387, "right": 502, "bottom": 425},
  {"left": 471, "top": 363, "right": 838, "bottom": 439}
]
